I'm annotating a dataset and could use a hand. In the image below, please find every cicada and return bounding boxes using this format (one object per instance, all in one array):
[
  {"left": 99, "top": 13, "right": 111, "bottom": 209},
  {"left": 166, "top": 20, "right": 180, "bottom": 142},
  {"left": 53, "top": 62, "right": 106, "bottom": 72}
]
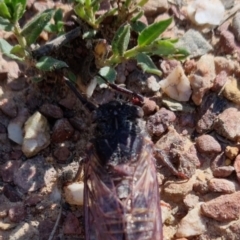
[{"left": 65, "top": 76, "right": 163, "bottom": 240}]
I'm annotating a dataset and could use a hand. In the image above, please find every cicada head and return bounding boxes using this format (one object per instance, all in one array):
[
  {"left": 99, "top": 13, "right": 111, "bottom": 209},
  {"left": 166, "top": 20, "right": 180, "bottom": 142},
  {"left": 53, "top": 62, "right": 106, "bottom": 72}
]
[{"left": 91, "top": 101, "right": 145, "bottom": 166}]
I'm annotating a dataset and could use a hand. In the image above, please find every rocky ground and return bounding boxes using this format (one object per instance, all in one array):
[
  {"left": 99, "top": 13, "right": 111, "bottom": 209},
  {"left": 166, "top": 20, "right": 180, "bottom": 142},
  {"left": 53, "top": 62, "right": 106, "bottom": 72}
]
[{"left": 1, "top": 0, "right": 240, "bottom": 239}]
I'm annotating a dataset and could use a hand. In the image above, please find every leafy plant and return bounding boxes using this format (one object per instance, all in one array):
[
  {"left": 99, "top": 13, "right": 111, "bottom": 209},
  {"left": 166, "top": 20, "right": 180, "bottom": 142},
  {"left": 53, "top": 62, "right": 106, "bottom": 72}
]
[
  {"left": 44, "top": 9, "right": 65, "bottom": 34},
  {"left": 73, "top": 0, "right": 188, "bottom": 82},
  {"left": 0, "top": 0, "right": 67, "bottom": 71},
  {"left": 0, "top": 0, "right": 188, "bottom": 84},
  {"left": 74, "top": 0, "right": 117, "bottom": 29},
  {"left": 95, "top": 18, "right": 188, "bottom": 81}
]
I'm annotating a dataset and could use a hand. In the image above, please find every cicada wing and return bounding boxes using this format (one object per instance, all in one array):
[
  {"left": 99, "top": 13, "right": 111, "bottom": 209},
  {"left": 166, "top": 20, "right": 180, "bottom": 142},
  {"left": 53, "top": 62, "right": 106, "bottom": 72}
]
[
  {"left": 84, "top": 140, "right": 162, "bottom": 240},
  {"left": 84, "top": 154, "right": 125, "bottom": 240},
  {"left": 122, "top": 140, "right": 162, "bottom": 240}
]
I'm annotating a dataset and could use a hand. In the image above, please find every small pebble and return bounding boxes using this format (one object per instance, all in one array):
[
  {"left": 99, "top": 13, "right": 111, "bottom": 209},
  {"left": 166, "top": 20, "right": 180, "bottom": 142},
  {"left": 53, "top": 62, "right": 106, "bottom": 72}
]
[
  {"left": 214, "top": 108, "right": 240, "bottom": 141},
  {"left": 201, "top": 191, "right": 240, "bottom": 221},
  {"left": 39, "top": 103, "right": 63, "bottom": 119},
  {"left": 13, "top": 156, "right": 57, "bottom": 193},
  {"left": 63, "top": 212, "right": 82, "bottom": 235},
  {"left": 196, "top": 134, "right": 221, "bottom": 153},
  {"left": 176, "top": 203, "right": 207, "bottom": 238},
  {"left": 142, "top": 98, "right": 157, "bottom": 115},
  {"left": 234, "top": 154, "right": 240, "bottom": 184},
  {"left": 225, "top": 146, "right": 239, "bottom": 160},
  {"left": 0, "top": 98, "right": 17, "bottom": 118},
  {"left": 147, "top": 108, "right": 176, "bottom": 137},
  {"left": 0, "top": 160, "right": 22, "bottom": 183},
  {"left": 52, "top": 119, "right": 74, "bottom": 143},
  {"left": 176, "top": 29, "right": 212, "bottom": 58},
  {"left": 208, "top": 178, "right": 236, "bottom": 193},
  {"left": 53, "top": 146, "right": 70, "bottom": 163},
  {"left": 8, "top": 203, "right": 25, "bottom": 223},
  {"left": 163, "top": 179, "right": 195, "bottom": 202}
]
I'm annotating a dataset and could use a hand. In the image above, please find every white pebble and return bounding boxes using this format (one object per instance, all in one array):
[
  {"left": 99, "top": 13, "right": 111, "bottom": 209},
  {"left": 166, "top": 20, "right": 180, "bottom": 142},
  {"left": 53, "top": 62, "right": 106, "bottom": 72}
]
[
  {"left": 187, "top": 0, "right": 225, "bottom": 26},
  {"left": 64, "top": 182, "right": 84, "bottom": 205},
  {"left": 160, "top": 65, "right": 192, "bottom": 102}
]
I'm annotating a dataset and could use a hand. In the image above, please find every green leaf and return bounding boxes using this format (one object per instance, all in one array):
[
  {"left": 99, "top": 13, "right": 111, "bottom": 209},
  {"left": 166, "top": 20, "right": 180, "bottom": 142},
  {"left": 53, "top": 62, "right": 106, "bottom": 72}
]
[
  {"left": 138, "top": 18, "right": 172, "bottom": 46},
  {"left": 151, "top": 40, "right": 176, "bottom": 56},
  {"left": 151, "top": 40, "right": 189, "bottom": 59},
  {"left": 130, "top": 20, "right": 146, "bottom": 33},
  {"left": 0, "top": 38, "right": 22, "bottom": 60},
  {"left": 85, "top": 0, "right": 91, "bottom": 7},
  {"left": 112, "top": 24, "right": 130, "bottom": 56},
  {"left": 0, "top": 1, "right": 11, "bottom": 19},
  {"left": 131, "top": 10, "right": 144, "bottom": 22},
  {"left": 12, "top": 0, "right": 27, "bottom": 22},
  {"left": 91, "top": 1, "right": 100, "bottom": 12},
  {"left": 44, "top": 22, "right": 57, "bottom": 33},
  {"left": 10, "top": 44, "right": 25, "bottom": 57},
  {"left": 0, "top": 16, "right": 13, "bottom": 31},
  {"left": 66, "top": 71, "right": 77, "bottom": 83},
  {"left": 124, "top": 0, "right": 131, "bottom": 8},
  {"left": 21, "top": 9, "right": 53, "bottom": 45},
  {"left": 174, "top": 48, "right": 189, "bottom": 60},
  {"left": 53, "top": 8, "right": 63, "bottom": 23},
  {"left": 35, "top": 56, "right": 68, "bottom": 71},
  {"left": 97, "top": 66, "right": 116, "bottom": 84},
  {"left": 136, "top": 53, "right": 161, "bottom": 76},
  {"left": 138, "top": 0, "right": 149, "bottom": 7},
  {"left": 74, "top": 3, "right": 86, "bottom": 20}
]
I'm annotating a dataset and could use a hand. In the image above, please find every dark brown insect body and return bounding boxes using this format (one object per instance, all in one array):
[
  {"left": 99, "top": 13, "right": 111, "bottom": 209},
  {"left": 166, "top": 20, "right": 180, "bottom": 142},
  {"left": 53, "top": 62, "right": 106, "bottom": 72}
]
[{"left": 84, "top": 101, "right": 162, "bottom": 240}]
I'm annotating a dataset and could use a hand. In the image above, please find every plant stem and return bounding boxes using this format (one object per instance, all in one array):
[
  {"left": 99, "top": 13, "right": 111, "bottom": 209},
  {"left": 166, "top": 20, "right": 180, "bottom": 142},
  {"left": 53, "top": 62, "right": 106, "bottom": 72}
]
[
  {"left": 106, "top": 44, "right": 149, "bottom": 65},
  {"left": 13, "top": 23, "right": 27, "bottom": 49}
]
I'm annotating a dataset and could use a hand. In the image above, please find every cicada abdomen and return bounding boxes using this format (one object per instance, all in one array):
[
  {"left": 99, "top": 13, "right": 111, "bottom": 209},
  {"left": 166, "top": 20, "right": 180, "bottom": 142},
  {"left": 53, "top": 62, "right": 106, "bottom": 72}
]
[{"left": 84, "top": 101, "right": 162, "bottom": 240}]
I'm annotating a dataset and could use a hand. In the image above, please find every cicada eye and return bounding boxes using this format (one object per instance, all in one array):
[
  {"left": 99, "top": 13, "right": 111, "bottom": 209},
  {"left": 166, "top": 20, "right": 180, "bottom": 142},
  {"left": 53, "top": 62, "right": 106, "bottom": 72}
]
[{"left": 91, "top": 110, "right": 98, "bottom": 122}]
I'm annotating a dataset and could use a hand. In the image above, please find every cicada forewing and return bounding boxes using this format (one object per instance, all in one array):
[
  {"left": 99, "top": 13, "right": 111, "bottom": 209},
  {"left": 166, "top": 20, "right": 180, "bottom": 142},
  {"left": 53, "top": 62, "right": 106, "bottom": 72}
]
[{"left": 84, "top": 138, "right": 162, "bottom": 240}]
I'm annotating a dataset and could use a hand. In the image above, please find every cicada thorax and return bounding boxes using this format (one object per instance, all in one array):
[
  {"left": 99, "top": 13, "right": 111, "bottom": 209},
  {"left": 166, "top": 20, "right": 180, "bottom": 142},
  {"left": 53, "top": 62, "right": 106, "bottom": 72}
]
[{"left": 84, "top": 101, "right": 162, "bottom": 240}]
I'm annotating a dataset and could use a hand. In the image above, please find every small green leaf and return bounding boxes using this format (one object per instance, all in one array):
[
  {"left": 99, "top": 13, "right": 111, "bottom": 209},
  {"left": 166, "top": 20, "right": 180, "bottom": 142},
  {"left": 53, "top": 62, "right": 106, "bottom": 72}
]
[
  {"left": 130, "top": 20, "right": 146, "bottom": 33},
  {"left": 85, "top": 0, "right": 91, "bottom": 7},
  {"left": 131, "top": 11, "right": 144, "bottom": 22},
  {"left": 151, "top": 40, "right": 189, "bottom": 59},
  {"left": 91, "top": 1, "right": 100, "bottom": 12},
  {"left": 35, "top": 56, "right": 68, "bottom": 71},
  {"left": 12, "top": 0, "right": 27, "bottom": 22},
  {"left": 66, "top": 71, "right": 77, "bottom": 83},
  {"left": 0, "top": 38, "right": 22, "bottom": 60},
  {"left": 74, "top": 3, "right": 86, "bottom": 20},
  {"left": 97, "top": 66, "right": 116, "bottom": 84},
  {"left": 21, "top": 9, "right": 53, "bottom": 45},
  {"left": 10, "top": 44, "right": 25, "bottom": 57},
  {"left": 138, "top": 0, "right": 149, "bottom": 7},
  {"left": 112, "top": 24, "right": 130, "bottom": 56},
  {"left": 0, "top": 16, "right": 13, "bottom": 31},
  {"left": 136, "top": 53, "right": 161, "bottom": 76},
  {"left": 0, "top": 1, "right": 11, "bottom": 19},
  {"left": 53, "top": 8, "right": 63, "bottom": 23},
  {"left": 138, "top": 18, "right": 172, "bottom": 46},
  {"left": 44, "top": 22, "right": 57, "bottom": 33},
  {"left": 124, "top": 0, "right": 131, "bottom": 7},
  {"left": 174, "top": 48, "right": 189, "bottom": 60},
  {"left": 151, "top": 40, "right": 176, "bottom": 56}
]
